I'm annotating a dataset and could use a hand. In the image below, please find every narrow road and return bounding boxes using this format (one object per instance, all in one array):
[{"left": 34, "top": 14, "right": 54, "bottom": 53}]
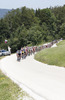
[{"left": 0, "top": 53, "right": 65, "bottom": 100}]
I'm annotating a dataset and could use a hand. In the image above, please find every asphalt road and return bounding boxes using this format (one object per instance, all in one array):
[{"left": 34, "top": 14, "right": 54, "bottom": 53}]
[{"left": 0, "top": 52, "right": 65, "bottom": 100}]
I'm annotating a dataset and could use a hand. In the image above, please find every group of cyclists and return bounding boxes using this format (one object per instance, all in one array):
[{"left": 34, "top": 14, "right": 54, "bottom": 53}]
[{"left": 16, "top": 40, "right": 58, "bottom": 61}]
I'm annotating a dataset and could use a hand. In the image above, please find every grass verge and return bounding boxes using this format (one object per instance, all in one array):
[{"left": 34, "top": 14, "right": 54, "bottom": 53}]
[
  {"left": 0, "top": 56, "right": 5, "bottom": 60},
  {"left": 0, "top": 57, "right": 34, "bottom": 100},
  {"left": 0, "top": 70, "right": 26, "bottom": 100},
  {"left": 35, "top": 40, "right": 65, "bottom": 67}
]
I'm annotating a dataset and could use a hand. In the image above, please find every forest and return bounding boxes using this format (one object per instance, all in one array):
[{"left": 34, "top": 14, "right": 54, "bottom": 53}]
[{"left": 0, "top": 5, "right": 65, "bottom": 52}]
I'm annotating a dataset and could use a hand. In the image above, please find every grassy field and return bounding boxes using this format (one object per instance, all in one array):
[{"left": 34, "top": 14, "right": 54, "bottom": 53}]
[
  {"left": 57, "top": 40, "right": 65, "bottom": 46},
  {"left": 35, "top": 40, "right": 65, "bottom": 67}
]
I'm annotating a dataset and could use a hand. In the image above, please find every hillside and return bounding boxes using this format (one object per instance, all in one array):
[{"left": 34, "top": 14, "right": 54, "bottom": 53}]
[
  {"left": 0, "top": 9, "right": 11, "bottom": 18},
  {"left": 35, "top": 40, "right": 65, "bottom": 67}
]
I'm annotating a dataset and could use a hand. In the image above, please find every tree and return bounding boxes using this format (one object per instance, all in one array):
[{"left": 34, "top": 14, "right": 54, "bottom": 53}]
[
  {"left": 59, "top": 23, "right": 65, "bottom": 39},
  {"left": 0, "top": 19, "right": 9, "bottom": 43},
  {"left": 27, "top": 24, "right": 42, "bottom": 45}
]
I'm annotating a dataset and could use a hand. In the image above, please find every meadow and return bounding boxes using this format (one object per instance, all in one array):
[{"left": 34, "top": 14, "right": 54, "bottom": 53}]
[{"left": 35, "top": 40, "right": 65, "bottom": 67}]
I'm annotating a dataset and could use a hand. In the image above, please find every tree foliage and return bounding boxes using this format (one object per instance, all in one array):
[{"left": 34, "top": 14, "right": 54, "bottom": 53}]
[{"left": 0, "top": 5, "right": 65, "bottom": 52}]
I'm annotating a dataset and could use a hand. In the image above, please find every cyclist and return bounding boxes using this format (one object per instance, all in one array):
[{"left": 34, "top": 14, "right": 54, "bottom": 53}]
[{"left": 16, "top": 50, "right": 21, "bottom": 61}]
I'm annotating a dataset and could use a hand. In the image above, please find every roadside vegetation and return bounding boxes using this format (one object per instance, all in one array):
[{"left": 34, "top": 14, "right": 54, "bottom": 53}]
[
  {"left": 57, "top": 40, "right": 65, "bottom": 46},
  {"left": 0, "top": 57, "right": 34, "bottom": 100},
  {"left": 35, "top": 40, "right": 65, "bottom": 67},
  {"left": 0, "top": 69, "right": 34, "bottom": 100},
  {"left": 0, "top": 70, "right": 21, "bottom": 100},
  {"left": 0, "top": 56, "right": 5, "bottom": 60},
  {"left": 0, "top": 5, "right": 65, "bottom": 52}
]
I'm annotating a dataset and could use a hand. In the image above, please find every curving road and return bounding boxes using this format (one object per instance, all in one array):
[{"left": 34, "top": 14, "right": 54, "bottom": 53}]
[{"left": 0, "top": 52, "right": 65, "bottom": 100}]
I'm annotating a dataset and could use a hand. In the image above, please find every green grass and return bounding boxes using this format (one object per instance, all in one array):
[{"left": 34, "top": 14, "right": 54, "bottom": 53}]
[
  {"left": 35, "top": 40, "right": 65, "bottom": 67},
  {"left": 0, "top": 56, "right": 5, "bottom": 60},
  {"left": 57, "top": 40, "right": 65, "bottom": 46},
  {"left": 0, "top": 70, "right": 27, "bottom": 100},
  {"left": 0, "top": 57, "right": 34, "bottom": 100}
]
